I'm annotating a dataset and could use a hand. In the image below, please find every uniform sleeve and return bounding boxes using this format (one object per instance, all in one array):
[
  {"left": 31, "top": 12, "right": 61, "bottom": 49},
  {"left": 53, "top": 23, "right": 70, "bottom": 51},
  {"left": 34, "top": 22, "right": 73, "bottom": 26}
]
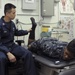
[
  {"left": 0, "top": 26, "right": 9, "bottom": 53},
  {"left": 13, "top": 22, "right": 29, "bottom": 36},
  {"left": 15, "top": 29, "right": 28, "bottom": 36}
]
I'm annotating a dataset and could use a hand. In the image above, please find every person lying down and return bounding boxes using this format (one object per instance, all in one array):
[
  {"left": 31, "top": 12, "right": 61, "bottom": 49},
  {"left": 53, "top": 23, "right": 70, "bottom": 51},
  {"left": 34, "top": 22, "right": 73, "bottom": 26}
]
[
  {"left": 28, "top": 37, "right": 75, "bottom": 60},
  {"left": 28, "top": 17, "right": 75, "bottom": 61}
]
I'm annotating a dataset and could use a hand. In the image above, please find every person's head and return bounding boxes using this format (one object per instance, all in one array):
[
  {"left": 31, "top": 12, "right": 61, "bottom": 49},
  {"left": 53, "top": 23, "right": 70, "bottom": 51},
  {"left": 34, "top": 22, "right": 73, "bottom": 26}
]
[
  {"left": 4, "top": 3, "right": 16, "bottom": 20},
  {"left": 63, "top": 47, "right": 74, "bottom": 60},
  {"left": 63, "top": 39, "right": 75, "bottom": 60}
]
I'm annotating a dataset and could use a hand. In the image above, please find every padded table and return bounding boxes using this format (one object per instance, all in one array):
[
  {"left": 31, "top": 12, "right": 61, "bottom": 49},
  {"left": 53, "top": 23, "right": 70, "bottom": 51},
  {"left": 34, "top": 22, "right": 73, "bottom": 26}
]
[{"left": 33, "top": 53, "right": 75, "bottom": 69}]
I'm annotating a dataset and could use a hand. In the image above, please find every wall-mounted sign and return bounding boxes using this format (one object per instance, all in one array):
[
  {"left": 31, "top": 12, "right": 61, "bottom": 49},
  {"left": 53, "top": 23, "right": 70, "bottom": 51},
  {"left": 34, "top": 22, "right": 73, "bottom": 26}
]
[{"left": 25, "top": 0, "right": 34, "bottom": 3}]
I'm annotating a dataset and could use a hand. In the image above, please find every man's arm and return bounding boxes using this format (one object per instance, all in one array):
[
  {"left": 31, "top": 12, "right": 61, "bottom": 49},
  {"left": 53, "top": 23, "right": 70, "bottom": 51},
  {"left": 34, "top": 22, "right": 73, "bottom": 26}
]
[
  {"left": 12, "top": 22, "right": 31, "bottom": 36},
  {"left": 0, "top": 26, "right": 9, "bottom": 53},
  {"left": 0, "top": 24, "right": 16, "bottom": 62}
]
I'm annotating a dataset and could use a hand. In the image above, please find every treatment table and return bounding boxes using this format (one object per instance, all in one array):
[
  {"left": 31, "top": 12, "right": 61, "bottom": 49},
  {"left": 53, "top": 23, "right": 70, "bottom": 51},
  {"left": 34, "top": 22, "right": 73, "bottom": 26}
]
[{"left": 32, "top": 53, "right": 75, "bottom": 75}]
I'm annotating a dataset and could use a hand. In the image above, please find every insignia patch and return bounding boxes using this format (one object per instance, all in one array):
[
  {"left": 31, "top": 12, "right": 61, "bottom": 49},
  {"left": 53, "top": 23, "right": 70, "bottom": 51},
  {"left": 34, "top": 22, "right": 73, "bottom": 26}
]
[
  {"left": 13, "top": 27, "right": 15, "bottom": 31},
  {"left": 4, "top": 31, "right": 7, "bottom": 33},
  {"left": 2, "top": 23, "right": 5, "bottom": 25}
]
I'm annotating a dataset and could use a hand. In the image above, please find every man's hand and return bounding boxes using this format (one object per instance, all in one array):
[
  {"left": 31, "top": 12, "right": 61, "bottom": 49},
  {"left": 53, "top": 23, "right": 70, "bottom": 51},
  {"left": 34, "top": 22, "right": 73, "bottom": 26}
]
[
  {"left": 27, "top": 28, "right": 32, "bottom": 32},
  {"left": 7, "top": 52, "right": 16, "bottom": 62}
]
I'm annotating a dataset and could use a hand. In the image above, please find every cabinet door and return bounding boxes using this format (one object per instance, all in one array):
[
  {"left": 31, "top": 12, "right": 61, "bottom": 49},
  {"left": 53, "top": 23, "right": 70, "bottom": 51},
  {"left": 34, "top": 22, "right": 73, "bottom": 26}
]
[{"left": 41, "top": 0, "right": 54, "bottom": 17}]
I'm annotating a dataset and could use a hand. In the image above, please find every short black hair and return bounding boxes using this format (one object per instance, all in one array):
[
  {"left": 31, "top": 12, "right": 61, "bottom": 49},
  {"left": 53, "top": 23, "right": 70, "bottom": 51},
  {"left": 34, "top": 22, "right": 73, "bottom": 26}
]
[
  {"left": 67, "top": 39, "right": 75, "bottom": 56},
  {"left": 4, "top": 3, "right": 16, "bottom": 15}
]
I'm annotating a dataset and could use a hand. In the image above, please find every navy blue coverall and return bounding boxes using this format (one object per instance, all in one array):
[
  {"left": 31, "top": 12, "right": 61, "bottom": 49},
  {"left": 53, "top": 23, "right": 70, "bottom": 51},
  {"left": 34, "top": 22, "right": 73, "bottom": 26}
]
[
  {"left": 29, "top": 37, "right": 68, "bottom": 59},
  {"left": 0, "top": 16, "right": 37, "bottom": 75}
]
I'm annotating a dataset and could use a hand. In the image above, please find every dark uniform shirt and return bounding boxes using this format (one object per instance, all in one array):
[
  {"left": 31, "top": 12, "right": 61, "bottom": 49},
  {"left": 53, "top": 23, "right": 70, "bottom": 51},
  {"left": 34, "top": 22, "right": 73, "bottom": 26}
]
[
  {"left": 0, "top": 16, "right": 29, "bottom": 53},
  {"left": 29, "top": 37, "right": 68, "bottom": 59}
]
